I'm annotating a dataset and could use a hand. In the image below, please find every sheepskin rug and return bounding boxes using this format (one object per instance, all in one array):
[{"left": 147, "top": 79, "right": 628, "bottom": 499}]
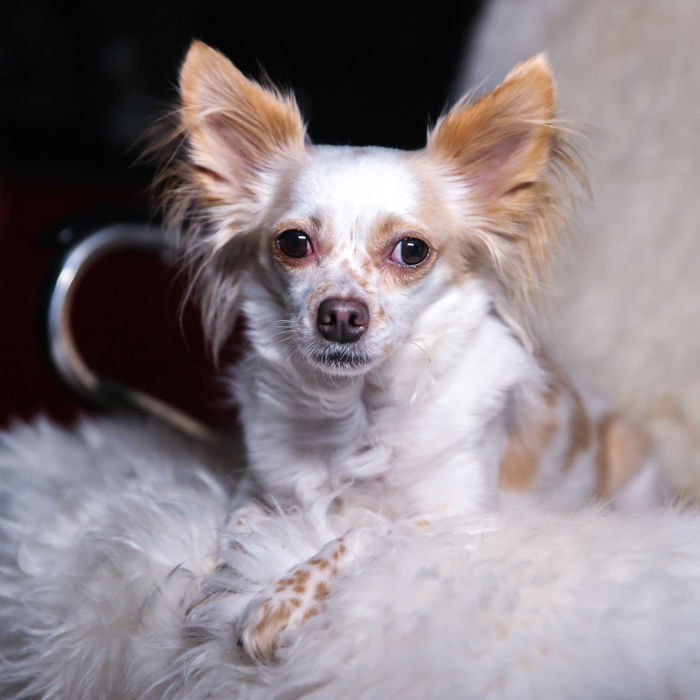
[{"left": 2, "top": 418, "right": 700, "bottom": 699}]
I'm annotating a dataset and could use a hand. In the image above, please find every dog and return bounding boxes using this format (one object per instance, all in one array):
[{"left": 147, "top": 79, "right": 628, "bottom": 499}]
[{"left": 158, "top": 41, "right": 664, "bottom": 660}]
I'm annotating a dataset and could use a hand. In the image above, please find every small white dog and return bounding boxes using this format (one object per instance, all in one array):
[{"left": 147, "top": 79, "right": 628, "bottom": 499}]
[{"left": 160, "top": 41, "right": 664, "bottom": 660}]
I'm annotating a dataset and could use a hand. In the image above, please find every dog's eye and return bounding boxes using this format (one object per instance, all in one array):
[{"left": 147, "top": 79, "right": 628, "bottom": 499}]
[
  {"left": 390, "top": 237, "right": 429, "bottom": 266},
  {"left": 277, "top": 229, "right": 313, "bottom": 258}
]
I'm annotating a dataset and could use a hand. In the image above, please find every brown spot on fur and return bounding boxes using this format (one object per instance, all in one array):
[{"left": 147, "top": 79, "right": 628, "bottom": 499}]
[
  {"left": 500, "top": 379, "right": 559, "bottom": 490},
  {"left": 293, "top": 569, "right": 311, "bottom": 584},
  {"left": 596, "top": 414, "right": 651, "bottom": 500},
  {"left": 249, "top": 600, "right": 293, "bottom": 657},
  {"left": 302, "top": 606, "right": 321, "bottom": 622},
  {"left": 290, "top": 598, "right": 302, "bottom": 608},
  {"left": 416, "top": 519, "right": 430, "bottom": 527},
  {"left": 309, "top": 558, "right": 329, "bottom": 569},
  {"left": 293, "top": 584, "right": 306, "bottom": 594},
  {"left": 563, "top": 382, "right": 592, "bottom": 470},
  {"left": 360, "top": 255, "right": 375, "bottom": 275},
  {"left": 315, "top": 582, "right": 330, "bottom": 600},
  {"left": 500, "top": 365, "right": 593, "bottom": 490}
]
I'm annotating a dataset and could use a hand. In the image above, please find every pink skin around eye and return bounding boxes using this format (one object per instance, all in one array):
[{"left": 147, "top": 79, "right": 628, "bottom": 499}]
[
  {"left": 389, "top": 240, "right": 407, "bottom": 265},
  {"left": 300, "top": 237, "right": 314, "bottom": 257}
]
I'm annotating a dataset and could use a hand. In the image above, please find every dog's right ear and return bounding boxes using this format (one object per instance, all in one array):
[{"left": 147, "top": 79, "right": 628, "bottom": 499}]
[{"left": 178, "top": 41, "right": 306, "bottom": 203}]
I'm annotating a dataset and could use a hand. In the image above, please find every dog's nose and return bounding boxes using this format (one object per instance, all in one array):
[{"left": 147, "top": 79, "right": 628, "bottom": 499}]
[{"left": 316, "top": 298, "right": 369, "bottom": 344}]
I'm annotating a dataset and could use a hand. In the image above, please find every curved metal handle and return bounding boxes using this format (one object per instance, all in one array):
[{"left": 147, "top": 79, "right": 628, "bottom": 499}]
[{"left": 47, "top": 222, "right": 220, "bottom": 444}]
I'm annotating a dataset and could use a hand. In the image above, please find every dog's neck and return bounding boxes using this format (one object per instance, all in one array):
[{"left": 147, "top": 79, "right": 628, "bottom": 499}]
[{"left": 234, "top": 279, "right": 542, "bottom": 518}]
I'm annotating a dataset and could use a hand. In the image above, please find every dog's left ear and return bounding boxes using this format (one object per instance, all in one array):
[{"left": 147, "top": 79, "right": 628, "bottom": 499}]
[{"left": 427, "top": 54, "right": 556, "bottom": 214}]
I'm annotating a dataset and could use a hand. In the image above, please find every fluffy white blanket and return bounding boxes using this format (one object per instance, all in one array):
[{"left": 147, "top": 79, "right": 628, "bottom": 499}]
[{"left": 2, "top": 418, "right": 700, "bottom": 699}]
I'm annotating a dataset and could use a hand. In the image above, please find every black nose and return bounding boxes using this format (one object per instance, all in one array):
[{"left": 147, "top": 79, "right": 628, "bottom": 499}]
[{"left": 316, "top": 298, "right": 370, "bottom": 344}]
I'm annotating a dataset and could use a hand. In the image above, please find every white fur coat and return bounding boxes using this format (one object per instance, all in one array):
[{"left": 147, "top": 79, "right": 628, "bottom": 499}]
[{"left": 2, "top": 418, "right": 700, "bottom": 699}]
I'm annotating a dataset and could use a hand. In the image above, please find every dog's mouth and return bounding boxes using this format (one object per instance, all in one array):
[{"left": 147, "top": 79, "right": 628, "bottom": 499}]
[{"left": 308, "top": 346, "right": 374, "bottom": 373}]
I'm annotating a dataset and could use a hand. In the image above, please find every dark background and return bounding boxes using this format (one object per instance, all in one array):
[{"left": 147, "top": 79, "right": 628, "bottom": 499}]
[{"left": 0, "top": 2, "right": 484, "bottom": 431}]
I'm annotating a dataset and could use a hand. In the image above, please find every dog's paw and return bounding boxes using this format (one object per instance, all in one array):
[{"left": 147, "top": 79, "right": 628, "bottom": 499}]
[{"left": 237, "top": 537, "right": 348, "bottom": 661}]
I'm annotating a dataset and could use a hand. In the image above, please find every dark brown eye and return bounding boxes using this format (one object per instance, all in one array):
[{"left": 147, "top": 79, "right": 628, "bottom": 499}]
[
  {"left": 390, "top": 237, "right": 429, "bottom": 266},
  {"left": 277, "top": 229, "right": 312, "bottom": 258}
]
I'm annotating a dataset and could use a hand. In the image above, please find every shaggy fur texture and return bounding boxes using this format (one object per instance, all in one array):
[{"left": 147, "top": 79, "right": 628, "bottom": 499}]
[{"left": 2, "top": 419, "right": 700, "bottom": 699}]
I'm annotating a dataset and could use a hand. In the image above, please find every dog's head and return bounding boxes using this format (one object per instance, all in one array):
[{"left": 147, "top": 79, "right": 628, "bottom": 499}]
[{"left": 160, "top": 41, "right": 574, "bottom": 377}]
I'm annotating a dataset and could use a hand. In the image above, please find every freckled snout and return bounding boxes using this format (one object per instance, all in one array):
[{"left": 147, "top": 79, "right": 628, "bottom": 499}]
[{"left": 316, "top": 298, "right": 369, "bottom": 344}]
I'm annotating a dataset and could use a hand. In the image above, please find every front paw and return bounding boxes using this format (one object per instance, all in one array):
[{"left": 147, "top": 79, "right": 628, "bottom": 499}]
[{"left": 237, "top": 538, "right": 347, "bottom": 661}]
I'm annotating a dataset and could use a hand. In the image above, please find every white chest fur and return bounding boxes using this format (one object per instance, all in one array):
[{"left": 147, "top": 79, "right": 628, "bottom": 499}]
[{"left": 236, "top": 281, "right": 539, "bottom": 519}]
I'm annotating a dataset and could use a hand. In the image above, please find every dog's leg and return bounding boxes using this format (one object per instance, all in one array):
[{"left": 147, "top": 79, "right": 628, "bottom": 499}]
[{"left": 237, "top": 530, "right": 360, "bottom": 662}]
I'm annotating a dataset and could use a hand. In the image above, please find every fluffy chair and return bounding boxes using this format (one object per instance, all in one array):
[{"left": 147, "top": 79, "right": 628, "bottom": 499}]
[{"left": 2, "top": 418, "right": 700, "bottom": 699}]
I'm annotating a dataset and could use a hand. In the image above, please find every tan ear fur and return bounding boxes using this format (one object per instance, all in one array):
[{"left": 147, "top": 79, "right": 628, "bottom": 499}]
[
  {"left": 427, "top": 54, "right": 556, "bottom": 213},
  {"left": 426, "top": 55, "right": 582, "bottom": 348},
  {"left": 151, "top": 42, "right": 307, "bottom": 359},
  {"left": 179, "top": 40, "right": 306, "bottom": 200}
]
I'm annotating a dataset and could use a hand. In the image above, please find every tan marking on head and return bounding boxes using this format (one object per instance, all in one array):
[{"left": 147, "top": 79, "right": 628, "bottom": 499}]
[
  {"left": 366, "top": 213, "right": 437, "bottom": 291},
  {"left": 596, "top": 414, "right": 652, "bottom": 500},
  {"left": 407, "top": 158, "right": 471, "bottom": 279},
  {"left": 360, "top": 254, "right": 375, "bottom": 276}
]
